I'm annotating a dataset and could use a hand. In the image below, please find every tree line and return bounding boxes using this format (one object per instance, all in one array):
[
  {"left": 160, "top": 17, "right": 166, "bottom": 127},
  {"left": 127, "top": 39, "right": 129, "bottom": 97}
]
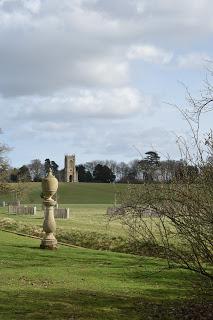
[
  {"left": 9, "top": 159, "right": 59, "bottom": 183},
  {"left": 4, "top": 150, "right": 207, "bottom": 183}
]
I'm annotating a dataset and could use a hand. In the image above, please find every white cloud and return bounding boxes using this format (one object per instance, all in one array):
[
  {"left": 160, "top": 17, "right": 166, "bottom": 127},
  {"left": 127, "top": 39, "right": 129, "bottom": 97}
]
[
  {"left": 127, "top": 45, "right": 173, "bottom": 64},
  {"left": 177, "top": 52, "right": 211, "bottom": 69},
  {"left": 74, "top": 59, "right": 129, "bottom": 87},
  {"left": 84, "top": 0, "right": 213, "bottom": 40},
  {"left": 0, "top": 1, "right": 131, "bottom": 96},
  {"left": 3, "top": 87, "right": 149, "bottom": 122},
  {"left": 0, "top": 0, "right": 212, "bottom": 96}
]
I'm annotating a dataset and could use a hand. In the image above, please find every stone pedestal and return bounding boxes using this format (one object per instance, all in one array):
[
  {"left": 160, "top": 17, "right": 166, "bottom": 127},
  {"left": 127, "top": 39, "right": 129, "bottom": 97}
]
[
  {"left": 40, "top": 169, "right": 58, "bottom": 250},
  {"left": 40, "top": 199, "right": 57, "bottom": 249}
]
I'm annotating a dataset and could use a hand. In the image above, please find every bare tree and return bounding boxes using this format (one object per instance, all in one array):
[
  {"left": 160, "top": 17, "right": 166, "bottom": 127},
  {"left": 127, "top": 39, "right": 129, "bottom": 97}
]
[
  {"left": 0, "top": 129, "right": 11, "bottom": 192},
  {"left": 113, "top": 73, "right": 213, "bottom": 279},
  {"left": 28, "top": 159, "right": 45, "bottom": 181}
]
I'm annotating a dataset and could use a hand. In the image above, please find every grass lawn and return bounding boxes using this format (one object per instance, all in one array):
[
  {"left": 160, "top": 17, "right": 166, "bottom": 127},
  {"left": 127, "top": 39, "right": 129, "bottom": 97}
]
[
  {"left": 0, "top": 230, "right": 212, "bottom": 320},
  {"left": 0, "top": 204, "right": 126, "bottom": 237}
]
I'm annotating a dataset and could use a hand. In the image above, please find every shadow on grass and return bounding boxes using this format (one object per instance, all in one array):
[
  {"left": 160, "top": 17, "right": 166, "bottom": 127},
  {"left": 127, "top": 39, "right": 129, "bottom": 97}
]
[
  {"left": 1, "top": 231, "right": 212, "bottom": 319},
  {"left": 0, "top": 288, "right": 212, "bottom": 320},
  {"left": 3, "top": 244, "right": 40, "bottom": 249}
]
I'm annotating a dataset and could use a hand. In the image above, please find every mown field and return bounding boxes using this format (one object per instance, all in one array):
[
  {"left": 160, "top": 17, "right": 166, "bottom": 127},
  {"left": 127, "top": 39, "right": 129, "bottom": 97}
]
[
  {"left": 0, "top": 183, "right": 130, "bottom": 250},
  {"left": 0, "top": 204, "right": 125, "bottom": 236},
  {"left": 0, "top": 204, "right": 138, "bottom": 255},
  {"left": 0, "top": 230, "right": 212, "bottom": 320}
]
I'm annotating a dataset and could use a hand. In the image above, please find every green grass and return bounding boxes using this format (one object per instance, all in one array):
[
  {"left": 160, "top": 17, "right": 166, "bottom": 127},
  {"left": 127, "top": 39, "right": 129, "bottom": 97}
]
[
  {"left": 0, "top": 182, "right": 129, "bottom": 204},
  {"left": 0, "top": 206, "right": 139, "bottom": 255},
  {"left": 0, "top": 204, "right": 125, "bottom": 236},
  {"left": 0, "top": 230, "right": 212, "bottom": 320},
  {"left": 0, "top": 205, "right": 186, "bottom": 255}
]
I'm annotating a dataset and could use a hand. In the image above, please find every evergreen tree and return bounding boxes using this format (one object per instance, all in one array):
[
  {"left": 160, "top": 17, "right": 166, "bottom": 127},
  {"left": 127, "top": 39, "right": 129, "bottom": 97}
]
[
  {"left": 44, "top": 158, "right": 51, "bottom": 175},
  {"left": 76, "top": 164, "right": 93, "bottom": 182},
  {"left": 93, "top": 164, "right": 115, "bottom": 183},
  {"left": 51, "top": 160, "right": 59, "bottom": 178}
]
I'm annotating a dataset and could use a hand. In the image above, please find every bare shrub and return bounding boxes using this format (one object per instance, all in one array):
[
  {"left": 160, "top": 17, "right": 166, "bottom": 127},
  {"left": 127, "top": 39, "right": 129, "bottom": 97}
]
[{"left": 114, "top": 73, "right": 213, "bottom": 279}]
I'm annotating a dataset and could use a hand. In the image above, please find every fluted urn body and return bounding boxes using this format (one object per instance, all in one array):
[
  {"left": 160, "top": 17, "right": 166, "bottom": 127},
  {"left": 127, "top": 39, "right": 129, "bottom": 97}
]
[
  {"left": 40, "top": 169, "right": 58, "bottom": 250},
  {"left": 42, "top": 170, "right": 58, "bottom": 199}
]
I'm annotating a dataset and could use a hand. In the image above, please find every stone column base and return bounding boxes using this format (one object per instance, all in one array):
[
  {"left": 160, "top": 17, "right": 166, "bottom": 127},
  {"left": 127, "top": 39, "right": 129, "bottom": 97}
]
[{"left": 40, "top": 233, "right": 57, "bottom": 250}]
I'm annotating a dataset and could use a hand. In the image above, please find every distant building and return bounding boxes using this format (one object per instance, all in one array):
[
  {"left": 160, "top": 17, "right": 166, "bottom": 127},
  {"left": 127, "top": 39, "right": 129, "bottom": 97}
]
[{"left": 64, "top": 155, "right": 78, "bottom": 182}]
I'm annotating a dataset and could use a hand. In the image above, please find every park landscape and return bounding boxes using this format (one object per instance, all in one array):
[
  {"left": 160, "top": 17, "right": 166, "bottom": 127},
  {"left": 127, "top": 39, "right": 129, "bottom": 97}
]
[
  {"left": 0, "top": 83, "right": 213, "bottom": 319},
  {"left": 0, "top": 1, "right": 213, "bottom": 319}
]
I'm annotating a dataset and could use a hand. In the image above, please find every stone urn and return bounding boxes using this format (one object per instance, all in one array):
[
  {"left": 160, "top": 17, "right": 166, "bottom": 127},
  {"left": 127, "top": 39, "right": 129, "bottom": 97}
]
[
  {"left": 42, "top": 169, "right": 58, "bottom": 200},
  {"left": 40, "top": 168, "right": 58, "bottom": 249}
]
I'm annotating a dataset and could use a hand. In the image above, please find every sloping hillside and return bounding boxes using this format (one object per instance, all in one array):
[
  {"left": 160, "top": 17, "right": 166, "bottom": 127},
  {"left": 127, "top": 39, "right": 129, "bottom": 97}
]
[{"left": 0, "top": 182, "right": 129, "bottom": 204}]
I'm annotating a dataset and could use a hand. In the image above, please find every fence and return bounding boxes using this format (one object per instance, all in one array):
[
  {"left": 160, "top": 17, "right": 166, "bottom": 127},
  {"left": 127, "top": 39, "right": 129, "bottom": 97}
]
[
  {"left": 8, "top": 205, "right": 36, "bottom": 215},
  {"left": 9, "top": 200, "right": 21, "bottom": 206},
  {"left": 107, "top": 206, "right": 160, "bottom": 217},
  {"left": 0, "top": 201, "right": 6, "bottom": 207},
  {"left": 1, "top": 200, "right": 20, "bottom": 207},
  {"left": 54, "top": 208, "right": 70, "bottom": 219},
  {"left": 7, "top": 204, "right": 70, "bottom": 219}
]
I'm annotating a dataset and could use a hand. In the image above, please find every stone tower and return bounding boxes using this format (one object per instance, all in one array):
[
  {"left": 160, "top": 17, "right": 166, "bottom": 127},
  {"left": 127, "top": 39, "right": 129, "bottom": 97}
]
[{"left": 64, "top": 155, "right": 78, "bottom": 182}]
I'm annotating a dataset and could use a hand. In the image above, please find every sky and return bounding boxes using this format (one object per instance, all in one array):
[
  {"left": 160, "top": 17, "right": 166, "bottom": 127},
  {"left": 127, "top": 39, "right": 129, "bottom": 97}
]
[{"left": 0, "top": 0, "right": 212, "bottom": 169}]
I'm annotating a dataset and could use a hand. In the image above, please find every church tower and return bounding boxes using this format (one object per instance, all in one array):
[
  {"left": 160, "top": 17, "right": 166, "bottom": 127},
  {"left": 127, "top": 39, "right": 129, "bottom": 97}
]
[{"left": 64, "top": 155, "right": 78, "bottom": 182}]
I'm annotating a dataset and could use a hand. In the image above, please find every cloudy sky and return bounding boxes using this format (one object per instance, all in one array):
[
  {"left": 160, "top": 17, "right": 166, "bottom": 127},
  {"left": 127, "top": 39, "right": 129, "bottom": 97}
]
[{"left": 0, "top": 0, "right": 212, "bottom": 168}]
